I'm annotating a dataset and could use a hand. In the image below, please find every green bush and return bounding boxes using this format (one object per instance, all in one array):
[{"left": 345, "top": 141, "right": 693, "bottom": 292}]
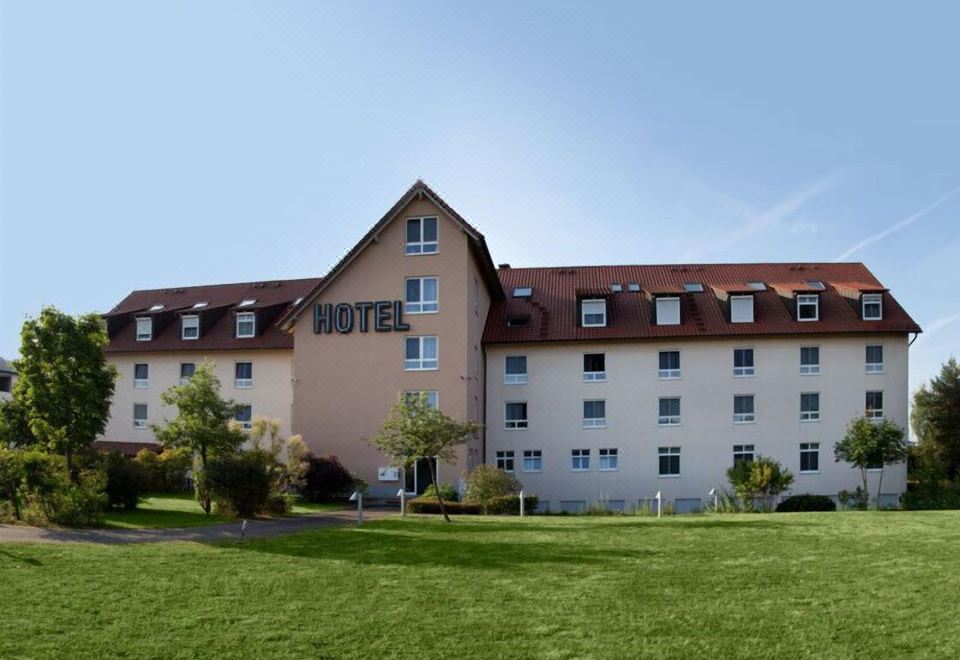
[
  {"left": 483, "top": 495, "right": 538, "bottom": 515},
  {"left": 464, "top": 464, "right": 521, "bottom": 508},
  {"left": 299, "top": 455, "right": 356, "bottom": 503},
  {"left": 407, "top": 497, "right": 481, "bottom": 515},
  {"left": 102, "top": 451, "right": 148, "bottom": 511},
  {"left": 265, "top": 492, "right": 293, "bottom": 515},
  {"left": 901, "top": 482, "right": 960, "bottom": 510},
  {"left": 776, "top": 494, "right": 837, "bottom": 512},
  {"left": 726, "top": 456, "right": 795, "bottom": 512},
  {"left": 421, "top": 482, "right": 460, "bottom": 502},
  {"left": 43, "top": 470, "right": 107, "bottom": 527},
  {"left": 206, "top": 450, "right": 273, "bottom": 518},
  {"left": 838, "top": 487, "right": 870, "bottom": 510},
  {"left": 135, "top": 447, "right": 192, "bottom": 492}
]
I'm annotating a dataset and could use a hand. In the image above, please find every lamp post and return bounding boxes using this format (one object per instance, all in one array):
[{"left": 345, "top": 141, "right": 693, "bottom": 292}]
[
  {"left": 349, "top": 490, "right": 363, "bottom": 527},
  {"left": 655, "top": 490, "right": 662, "bottom": 519},
  {"left": 519, "top": 489, "right": 525, "bottom": 518},
  {"left": 397, "top": 489, "right": 406, "bottom": 517},
  {"left": 708, "top": 488, "right": 718, "bottom": 511}
]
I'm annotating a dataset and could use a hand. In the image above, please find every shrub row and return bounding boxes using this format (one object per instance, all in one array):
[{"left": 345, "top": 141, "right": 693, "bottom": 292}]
[
  {"left": 775, "top": 494, "right": 837, "bottom": 512},
  {"left": 406, "top": 495, "right": 538, "bottom": 515}
]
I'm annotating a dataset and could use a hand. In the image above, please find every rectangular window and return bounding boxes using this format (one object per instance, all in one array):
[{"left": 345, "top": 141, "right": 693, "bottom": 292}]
[
  {"left": 133, "top": 403, "right": 148, "bottom": 429},
  {"left": 800, "top": 346, "right": 820, "bottom": 375},
  {"left": 582, "top": 353, "right": 606, "bottom": 381},
  {"left": 505, "top": 402, "right": 528, "bottom": 429},
  {"left": 179, "top": 363, "right": 195, "bottom": 384},
  {"left": 656, "top": 297, "right": 681, "bottom": 325},
  {"left": 800, "top": 442, "right": 820, "bottom": 473},
  {"left": 582, "top": 400, "right": 607, "bottom": 428},
  {"left": 405, "top": 217, "right": 439, "bottom": 255},
  {"left": 581, "top": 299, "right": 607, "bottom": 327},
  {"left": 800, "top": 392, "right": 821, "bottom": 422},
  {"left": 658, "top": 446, "right": 680, "bottom": 476},
  {"left": 797, "top": 294, "right": 819, "bottom": 321},
  {"left": 862, "top": 294, "right": 883, "bottom": 320},
  {"left": 866, "top": 345, "right": 884, "bottom": 373},
  {"left": 404, "top": 336, "right": 438, "bottom": 370},
  {"left": 599, "top": 448, "right": 619, "bottom": 471},
  {"left": 181, "top": 315, "right": 200, "bottom": 340},
  {"left": 236, "top": 312, "right": 256, "bottom": 338},
  {"left": 866, "top": 391, "right": 884, "bottom": 420},
  {"left": 522, "top": 450, "right": 542, "bottom": 473},
  {"left": 733, "top": 444, "right": 755, "bottom": 465},
  {"left": 133, "top": 363, "right": 149, "bottom": 389},
  {"left": 235, "top": 405, "right": 252, "bottom": 430},
  {"left": 235, "top": 362, "right": 253, "bottom": 388},
  {"left": 496, "top": 450, "right": 515, "bottom": 472},
  {"left": 405, "top": 277, "right": 439, "bottom": 314},
  {"left": 504, "top": 356, "right": 527, "bottom": 384},
  {"left": 733, "top": 348, "right": 755, "bottom": 377},
  {"left": 658, "top": 397, "right": 681, "bottom": 425},
  {"left": 404, "top": 390, "right": 439, "bottom": 409},
  {"left": 730, "top": 295, "right": 754, "bottom": 323},
  {"left": 135, "top": 317, "right": 152, "bottom": 341},
  {"left": 658, "top": 351, "right": 680, "bottom": 379},
  {"left": 733, "top": 395, "right": 755, "bottom": 423},
  {"left": 571, "top": 449, "right": 590, "bottom": 471},
  {"left": 0, "top": 376, "right": 9, "bottom": 393}
]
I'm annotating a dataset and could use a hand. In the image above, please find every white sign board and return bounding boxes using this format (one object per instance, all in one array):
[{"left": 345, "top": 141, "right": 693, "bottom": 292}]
[{"left": 378, "top": 467, "right": 400, "bottom": 482}]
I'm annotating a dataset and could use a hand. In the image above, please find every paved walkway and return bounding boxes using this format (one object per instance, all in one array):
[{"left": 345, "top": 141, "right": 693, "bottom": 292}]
[{"left": 0, "top": 508, "right": 389, "bottom": 545}]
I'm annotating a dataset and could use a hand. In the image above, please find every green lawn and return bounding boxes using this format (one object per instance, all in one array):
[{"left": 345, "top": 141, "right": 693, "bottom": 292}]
[
  {"left": 102, "top": 493, "right": 342, "bottom": 529},
  {"left": 2, "top": 511, "right": 960, "bottom": 658}
]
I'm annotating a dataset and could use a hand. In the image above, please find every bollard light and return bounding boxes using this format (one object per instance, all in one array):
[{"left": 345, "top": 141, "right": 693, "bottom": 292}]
[
  {"left": 397, "top": 488, "right": 406, "bottom": 517},
  {"left": 241, "top": 519, "right": 248, "bottom": 539},
  {"left": 708, "top": 488, "right": 718, "bottom": 511},
  {"left": 655, "top": 490, "right": 662, "bottom": 519},
  {"left": 519, "top": 489, "right": 525, "bottom": 518},
  {"left": 349, "top": 490, "right": 363, "bottom": 527}
]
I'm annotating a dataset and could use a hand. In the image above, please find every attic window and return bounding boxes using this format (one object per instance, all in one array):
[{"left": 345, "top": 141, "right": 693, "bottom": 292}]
[
  {"left": 730, "top": 295, "right": 754, "bottom": 323},
  {"left": 192, "top": 302, "right": 208, "bottom": 309},
  {"left": 238, "top": 299, "right": 257, "bottom": 307},
  {"left": 747, "top": 281, "right": 766, "bottom": 291},
  {"left": 135, "top": 317, "right": 152, "bottom": 341},
  {"left": 656, "top": 297, "right": 681, "bottom": 326},
  {"left": 797, "top": 294, "right": 819, "bottom": 321},
  {"left": 683, "top": 283, "right": 704, "bottom": 293},
  {"left": 628, "top": 283, "right": 640, "bottom": 292},
  {"left": 610, "top": 283, "right": 623, "bottom": 293},
  {"left": 806, "top": 280, "right": 826, "bottom": 291},
  {"left": 506, "top": 315, "right": 530, "bottom": 327},
  {"left": 581, "top": 299, "right": 607, "bottom": 327},
  {"left": 862, "top": 294, "right": 883, "bottom": 321},
  {"left": 512, "top": 287, "right": 533, "bottom": 298},
  {"left": 148, "top": 304, "right": 165, "bottom": 312}
]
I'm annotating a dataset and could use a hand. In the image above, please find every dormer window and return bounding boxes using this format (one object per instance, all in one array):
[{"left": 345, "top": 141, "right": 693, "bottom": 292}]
[
  {"left": 730, "top": 295, "right": 754, "bottom": 323},
  {"left": 797, "top": 294, "right": 819, "bottom": 321},
  {"left": 236, "top": 312, "right": 256, "bottom": 338},
  {"left": 656, "top": 297, "right": 680, "bottom": 326},
  {"left": 862, "top": 294, "right": 883, "bottom": 320},
  {"left": 683, "top": 282, "right": 704, "bottom": 293},
  {"left": 512, "top": 287, "right": 533, "bottom": 298},
  {"left": 135, "top": 317, "right": 152, "bottom": 341},
  {"left": 581, "top": 299, "right": 607, "bottom": 327},
  {"left": 181, "top": 315, "right": 200, "bottom": 340},
  {"left": 406, "top": 216, "right": 438, "bottom": 255}
]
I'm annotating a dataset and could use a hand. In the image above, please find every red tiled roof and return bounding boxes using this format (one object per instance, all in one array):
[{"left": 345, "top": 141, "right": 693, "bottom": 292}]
[
  {"left": 483, "top": 263, "right": 921, "bottom": 345},
  {"left": 104, "top": 278, "right": 321, "bottom": 353}
]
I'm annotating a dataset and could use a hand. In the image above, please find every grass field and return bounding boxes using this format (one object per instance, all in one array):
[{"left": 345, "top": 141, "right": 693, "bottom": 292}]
[
  {"left": 2, "top": 511, "right": 959, "bottom": 659},
  {"left": 102, "top": 493, "right": 341, "bottom": 529}
]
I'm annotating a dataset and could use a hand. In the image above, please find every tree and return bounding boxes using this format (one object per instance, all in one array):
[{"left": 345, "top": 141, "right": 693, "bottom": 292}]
[
  {"left": 369, "top": 393, "right": 481, "bottom": 522},
  {"left": 152, "top": 361, "right": 245, "bottom": 514},
  {"left": 726, "top": 456, "right": 795, "bottom": 511},
  {"left": 912, "top": 358, "right": 960, "bottom": 480},
  {"left": 835, "top": 417, "right": 908, "bottom": 510},
  {"left": 14, "top": 307, "right": 117, "bottom": 477}
]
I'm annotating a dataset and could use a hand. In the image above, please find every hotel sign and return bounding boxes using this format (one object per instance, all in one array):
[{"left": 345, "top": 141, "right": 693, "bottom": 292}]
[{"left": 314, "top": 301, "right": 410, "bottom": 334}]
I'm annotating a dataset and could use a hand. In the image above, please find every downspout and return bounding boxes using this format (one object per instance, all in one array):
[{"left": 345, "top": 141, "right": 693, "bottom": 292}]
[{"left": 908, "top": 332, "right": 919, "bottom": 347}]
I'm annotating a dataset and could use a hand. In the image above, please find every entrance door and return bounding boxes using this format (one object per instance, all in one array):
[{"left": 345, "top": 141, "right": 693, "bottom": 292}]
[{"left": 404, "top": 458, "right": 436, "bottom": 495}]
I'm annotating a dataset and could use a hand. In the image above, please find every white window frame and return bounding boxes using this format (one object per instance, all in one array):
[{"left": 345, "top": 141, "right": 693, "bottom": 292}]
[
  {"left": 599, "top": 448, "right": 619, "bottom": 471},
  {"left": 800, "top": 346, "right": 821, "bottom": 375},
  {"left": 866, "top": 391, "right": 884, "bottom": 420},
  {"left": 800, "top": 442, "right": 820, "bottom": 473},
  {"left": 862, "top": 294, "right": 883, "bottom": 321},
  {"left": 582, "top": 400, "right": 607, "bottom": 429},
  {"left": 404, "top": 336, "right": 438, "bottom": 371},
  {"left": 496, "top": 450, "right": 515, "bottom": 473},
  {"left": 581, "top": 299, "right": 607, "bottom": 327},
  {"left": 522, "top": 450, "right": 542, "bottom": 473},
  {"left": 733, "top": 395, "right": 756, "bottom": 424},
  {"left": 733, "top": 444, "right": 755, "bottom": 465},
  {"left": 730, "top": 295, "right": 754, "bottom": 323},
  {"left": 404, "top": 390, "right": 439, "bottom": 409},
  {"left": 656, "top": 297, "right": 681, "bottom": 326},
  {"left": 505, "top": 402, "right": 528, "bottom": 430},
  {"left": 234, "top": 362, "right": 253, "bottom": 389},
  {"left": 504, "top": 355, "right": 528, "bottom": 385},
  {"left": 797, "top": 294, "right": 819, "bottom": 322},
  {"left": 800, "top": 392, "right": 821, "bottom": 422},
  {"left": 658, "top": 350, "right": 681, "bottom": 379},
  {"left": 235, "top": 405, "right": 253, "bottom": 431},
  {"left": 135, "top": 317, "right": 152, "bottom": 341},
  {"left": 236, "top": 312, "right": 256, "bottom": 338},
  {"left": 658, "top": 397, "right": 681, "bottom": 426},
  {"left": 133, "top": 403, "right": 148, "bottom": 429},
  {"left": 658, "top": 446, "right": 680, "bottom": 477},
  {"left": 865, "top": 345, "right": 884, "bottom": 373},
  {"left": 571, "top": 449, "right": 590, "bottom": 472},
  {"left": 405, "top": 216, "right": 439, "bottom": 255},
  {"left": 133, "top": 363, "right": 149, "bottom": 389},
  {"left": 733, "top": 348, "right": 755, "bottom": 377},
  {"left": 181, "top": 314, "right": 200, "bottom": 340},
  {"left": 179, "top": 362, "right": 195, "bottom": 385},
  {"left": 582, "top": 353, "right": 606, "bottom": 382},
  {"left": 404, "top": 276, "right": 439, "bottom": 314}
]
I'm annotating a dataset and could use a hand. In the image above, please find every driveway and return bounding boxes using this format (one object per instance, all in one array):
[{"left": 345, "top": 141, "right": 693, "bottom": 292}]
[{"left": 0, "top": 508, "right": 388, "bottom": 545}]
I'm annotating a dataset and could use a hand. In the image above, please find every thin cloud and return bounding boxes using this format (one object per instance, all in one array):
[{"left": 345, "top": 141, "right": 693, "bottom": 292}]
[
  {"left": 678, "top": 175, "right": 837, "bottom": 262},
  {"left": 921, "top": 310, "right": 960, "bottom": 338},
  {"left": 834, "top": 184, "right": 960, "bottom": 261}
]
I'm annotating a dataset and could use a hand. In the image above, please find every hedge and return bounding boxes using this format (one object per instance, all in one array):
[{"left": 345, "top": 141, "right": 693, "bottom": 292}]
[
  {"left": 406, "top": 494, "right": 538, "bottom": 515},
  {"left": 775, "top": 494, "right": 837, "bottom": 512}
]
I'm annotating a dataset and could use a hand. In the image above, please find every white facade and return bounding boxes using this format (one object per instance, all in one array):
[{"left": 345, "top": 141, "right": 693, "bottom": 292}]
[{"left": 486, "top": 334, "right": 909, "bottom": 512}]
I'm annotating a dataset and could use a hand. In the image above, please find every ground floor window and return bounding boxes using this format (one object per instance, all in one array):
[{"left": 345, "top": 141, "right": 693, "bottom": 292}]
[
  {"left": 522, "top": 450, "right": 542, "bottom": 472},
  {"left": 571, "top": 449, "right": 590, "bottom": 471},
  {"left": 658, "top": 446, "right": 680, "bottom": 476},
  {"left": 599, "top": 448, "right": 618, "bottom": 471},
  {"left": 733, "top": 444, "right": 754, "bottom": 465},
  {"left": 496, "top": 450, "right": 515, "bottom": 472},
  {"left": 800, "top": 442, "right": 820, "bottom": 472}
]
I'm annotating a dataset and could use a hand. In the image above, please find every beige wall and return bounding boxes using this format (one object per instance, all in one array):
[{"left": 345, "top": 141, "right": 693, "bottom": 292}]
[
  {"left": 290, "top": 198, "right": 492, "bottom": 496},
  {"left": 486, "top": 334, "right": 910, "bottom": 511},
  {"left": 101, "top": 349, "right": 294, "bottom": 444}
]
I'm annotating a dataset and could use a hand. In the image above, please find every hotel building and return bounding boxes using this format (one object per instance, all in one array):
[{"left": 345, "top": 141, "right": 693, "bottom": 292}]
[{"left": 99, "top": 181, "right": 920, "bottom": 510}]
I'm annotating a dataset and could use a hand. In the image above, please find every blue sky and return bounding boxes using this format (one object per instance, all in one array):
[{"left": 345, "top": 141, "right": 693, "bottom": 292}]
[{"left": 2, "top": 1, "right": 959, "bottom": 395}]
